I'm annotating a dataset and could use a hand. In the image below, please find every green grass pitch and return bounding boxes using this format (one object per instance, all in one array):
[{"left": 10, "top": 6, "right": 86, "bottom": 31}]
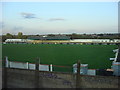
[{"left": 2, "top": 44, "right": 117, "bottom": 72}]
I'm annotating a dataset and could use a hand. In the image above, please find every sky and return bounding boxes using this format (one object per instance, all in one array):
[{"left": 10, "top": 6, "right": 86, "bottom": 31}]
[{"left": 0, "top": 1, "right": 118, "bottom": 35}]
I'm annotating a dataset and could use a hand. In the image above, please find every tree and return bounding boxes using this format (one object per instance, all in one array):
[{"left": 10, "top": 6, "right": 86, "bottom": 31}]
[
  {"left": 6, "top": 33, "right": 13, "bottom": 38},
  {"left": 17, "top": 32, "right": 23, "bottom": 39},
  {"left": 6, "top": 33, "right": 12, "bottom": 36},
  {"left": 18, "top": 32, "right": 23, "bottom": 36},
  {"left": 71, "top": 33, "right": 81, "bottom": 39},
  {"left": 47, "top": 34, "right": 55, "bottom": 37}
]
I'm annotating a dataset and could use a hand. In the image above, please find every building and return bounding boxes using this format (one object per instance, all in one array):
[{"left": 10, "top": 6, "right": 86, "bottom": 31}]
[
  {"left": 4, "top": 38, "right": 120, "bottom": 45},
  {"left": 28, "top": 35, "right": 71, "bottom": 40},
  {"left": 5, "top": 39, "right": 28, "bottom": 44}
]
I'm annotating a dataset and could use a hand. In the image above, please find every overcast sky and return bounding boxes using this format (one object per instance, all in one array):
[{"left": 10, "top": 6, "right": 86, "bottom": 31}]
[{"left": 1, "top": 1, "right": 118, "bottom": 35}]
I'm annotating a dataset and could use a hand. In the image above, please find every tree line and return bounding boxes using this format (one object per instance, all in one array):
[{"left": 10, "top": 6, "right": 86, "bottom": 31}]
[
  {"left": 2, "top": 32, "right": 28, "bottom": 42},
  {"left": 2, "top": 32, "right": 120, "bottom": 42}
]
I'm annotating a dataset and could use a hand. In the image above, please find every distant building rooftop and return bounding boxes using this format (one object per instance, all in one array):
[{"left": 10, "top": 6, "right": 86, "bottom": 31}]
[{"left": 28, "top": 36, "right": 71, "bottom": 40}]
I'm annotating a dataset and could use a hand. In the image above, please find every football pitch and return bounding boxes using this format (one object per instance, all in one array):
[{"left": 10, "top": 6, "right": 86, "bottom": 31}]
[{"left": 2, "top": 44, "right": 117, "bottom": 71}]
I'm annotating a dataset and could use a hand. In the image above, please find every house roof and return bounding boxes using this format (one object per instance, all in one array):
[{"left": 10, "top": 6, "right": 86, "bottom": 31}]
[{"left": 28, "top": 36, "right": 45, "bottom": 40}]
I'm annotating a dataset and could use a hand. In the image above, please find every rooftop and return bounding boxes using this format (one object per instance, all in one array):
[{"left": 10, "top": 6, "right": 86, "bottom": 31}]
[{"left": 28, "top": 36, "right": 71, "bottom": 40}]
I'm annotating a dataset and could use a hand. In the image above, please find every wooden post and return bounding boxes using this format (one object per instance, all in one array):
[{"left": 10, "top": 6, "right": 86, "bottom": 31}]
[
  {"left": 77, "top": 60, "right": 80, "bottom": 74},
  {"left": 5, "top": 56, "right": 8, "bottom": 67},
  {"left": 35, "top": 57, "right": 40, "bottom": 88},
  {"left": 2, "top": 56, "right": 7, "bottom": 88},
  {"left": 76, "top": 60, "right": 81, "bottom": 88}
]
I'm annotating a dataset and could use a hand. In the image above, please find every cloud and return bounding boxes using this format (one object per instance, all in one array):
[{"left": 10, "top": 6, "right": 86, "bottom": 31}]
[
  {"left": 21, "top": 12, "right": 37, "bottom": 19},
  {"left": 48, "top": 18, "right": 66, "bottom": 21}
]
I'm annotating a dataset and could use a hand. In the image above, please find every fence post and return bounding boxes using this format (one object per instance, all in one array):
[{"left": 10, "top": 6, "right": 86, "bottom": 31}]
[
  {"left": 26, "top": 62, "right": 29, "bottom": 69},
  {"left": 5, "top": 56, "right": 10, "bottom": 68},
  {"left": 2, "top": 56, "right": 7, "bottom": 88},
  {"left": 5, "top": 56, "right": 8, "bottom": 67},
  {"left": 35, "top": 57, "right": 40, "bottom": 88},
  {"left": 50, "top": 64, "right": 53, "bottom": 72},
  {"left": 76, "top": 60, "right": 81, "bottom": 88}
]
